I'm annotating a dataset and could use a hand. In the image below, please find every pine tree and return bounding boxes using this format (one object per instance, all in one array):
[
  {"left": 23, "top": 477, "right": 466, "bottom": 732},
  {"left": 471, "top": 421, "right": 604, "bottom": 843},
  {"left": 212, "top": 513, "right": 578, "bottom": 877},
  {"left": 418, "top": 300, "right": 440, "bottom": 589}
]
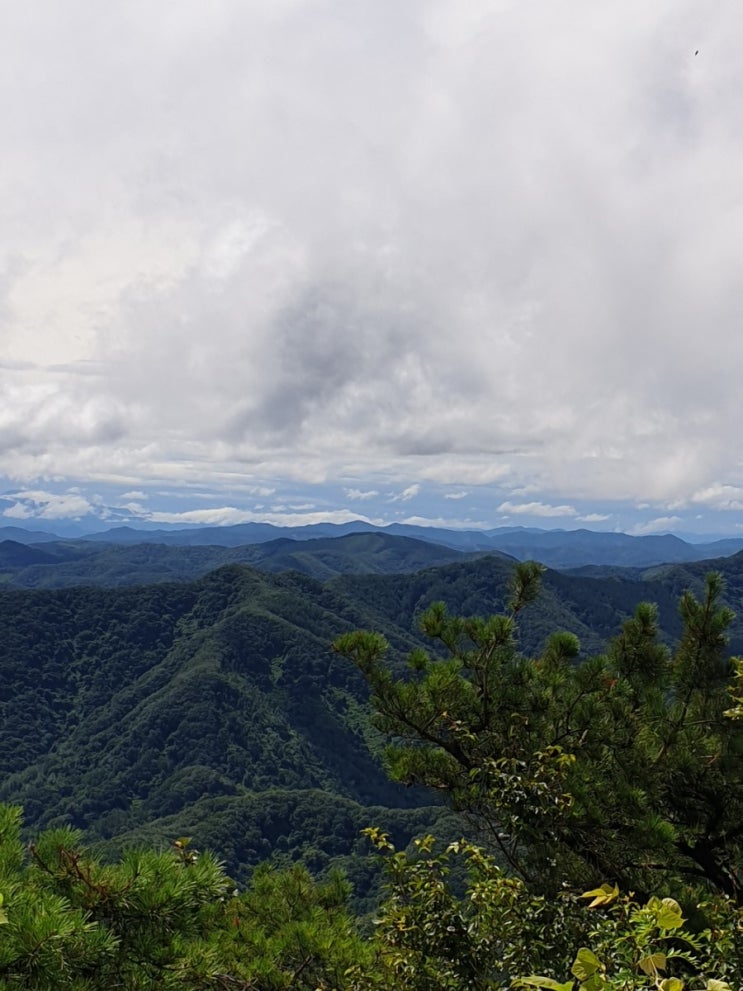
[
  {"left": 334, "top": 565, "right": 743, "bottom": 904},
  {"left": 0, "top": 806, "right": 366, "bottom": 989}
]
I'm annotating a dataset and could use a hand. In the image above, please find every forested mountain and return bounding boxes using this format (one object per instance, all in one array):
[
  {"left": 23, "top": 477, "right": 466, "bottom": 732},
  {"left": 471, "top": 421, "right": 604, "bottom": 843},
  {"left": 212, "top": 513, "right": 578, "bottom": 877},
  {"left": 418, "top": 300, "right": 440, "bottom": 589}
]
[
  {"left": 0, "top": 539, "right": 60, "bottom": 567},
  {"left": 72, "top": 519, "right": 743, "bottom": 564},
  {"left": 0, "top": 531, "right": 492, "bottom": 589},
  {"left": 2, "top": 544, "right": 743, "bottom": 988},
  {"left": 3, "top": 548, "right": 743, "bottom": 891},
  {"left": 4, "top": 519, "right": 743, "bottom": 569},
  {"left": 0, "top": 565, "right": 426, "bottom": 880}
]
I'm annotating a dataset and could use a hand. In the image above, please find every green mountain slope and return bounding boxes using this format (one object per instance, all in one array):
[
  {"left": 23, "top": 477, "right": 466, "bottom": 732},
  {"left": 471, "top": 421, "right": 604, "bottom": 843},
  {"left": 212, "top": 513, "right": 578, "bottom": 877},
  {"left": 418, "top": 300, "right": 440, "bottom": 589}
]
[
  {"left": 0, "top": 564, "right": 443, "bottom": 886},
  {"left": 0, "top": 567, "right": 411, "bottom": 814},
  {"left": 0, "top": 532, "right": 487, "bottom": 588},
  {"left": 3, "top": 551, "right": 743, "bottom": 886}
]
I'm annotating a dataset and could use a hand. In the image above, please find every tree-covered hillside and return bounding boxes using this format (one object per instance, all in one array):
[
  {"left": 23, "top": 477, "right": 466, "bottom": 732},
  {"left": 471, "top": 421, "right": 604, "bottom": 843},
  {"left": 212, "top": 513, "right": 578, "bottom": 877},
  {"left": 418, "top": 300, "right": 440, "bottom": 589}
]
[
  {"left": 0, "top": 532, "right": 486, "bottom": 588},
  {"left": 3, "top": 550, "right": 743, "bottom": 890},
  {"left": 0, "top": 565, "right": 438, "bottom": 879},
  {"left": 1, "top": 560, "right": 742, "bottom": 989}
]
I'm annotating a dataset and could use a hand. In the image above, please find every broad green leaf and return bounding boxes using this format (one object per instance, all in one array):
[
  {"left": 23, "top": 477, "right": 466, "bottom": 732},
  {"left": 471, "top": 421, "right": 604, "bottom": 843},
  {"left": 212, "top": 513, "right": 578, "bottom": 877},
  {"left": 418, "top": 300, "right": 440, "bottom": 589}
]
[
  {"left": 580, "top": 883, "right": 619, "bottom": 908},
  {"left": 571, "top": 947, "right": 601, "bottom": 982},
  {"left": 659, "top": 979, "right": 684, "bottom": 991},
  {"left": 657, "top": 898, "right": 684, "bottom": 929},
  {"left": 639, "top": 952, "right": 666, "bottom": 975},
  {"left": 706, "top": 982, "right": 732, "bottom": 991}
]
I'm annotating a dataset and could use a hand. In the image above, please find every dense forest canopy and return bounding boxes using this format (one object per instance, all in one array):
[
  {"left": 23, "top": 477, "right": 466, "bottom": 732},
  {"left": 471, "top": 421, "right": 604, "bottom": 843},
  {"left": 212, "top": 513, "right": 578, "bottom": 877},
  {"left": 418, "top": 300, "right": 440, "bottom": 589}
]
[
  {"left": 335, "top": 564, "right": 743, "bottom": 905},
  {"left": 1, "top": 550, "right": 742, "bottom": 987}
]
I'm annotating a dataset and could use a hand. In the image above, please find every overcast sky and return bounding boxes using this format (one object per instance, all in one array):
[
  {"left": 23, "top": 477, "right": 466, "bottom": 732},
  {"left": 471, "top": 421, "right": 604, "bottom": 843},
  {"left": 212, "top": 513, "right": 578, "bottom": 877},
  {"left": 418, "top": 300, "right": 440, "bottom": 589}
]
[{"left": 2, "top": 0, "right": 742, "bottom": 536}]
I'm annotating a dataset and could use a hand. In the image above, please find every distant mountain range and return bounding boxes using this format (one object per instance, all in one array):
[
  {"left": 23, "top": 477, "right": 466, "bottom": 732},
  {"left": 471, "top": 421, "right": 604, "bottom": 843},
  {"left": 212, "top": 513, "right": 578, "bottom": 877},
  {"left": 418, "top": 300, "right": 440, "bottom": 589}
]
[
  {"left": 2, "top": 520, "right": 743, "bottom": 571},
  {"left": 3, "top": 526, "right": 743, "bottom": 894},
  {"left": 0, "top": 532, "right": 493, "bottom": 589}
]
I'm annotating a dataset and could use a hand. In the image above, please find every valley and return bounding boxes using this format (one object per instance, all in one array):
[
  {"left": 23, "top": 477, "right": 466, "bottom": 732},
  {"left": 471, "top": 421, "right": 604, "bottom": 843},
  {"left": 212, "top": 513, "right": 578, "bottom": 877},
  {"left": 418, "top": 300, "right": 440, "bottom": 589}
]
[{"left": 2, "top": 524, "right": 743, "bottom": 890}]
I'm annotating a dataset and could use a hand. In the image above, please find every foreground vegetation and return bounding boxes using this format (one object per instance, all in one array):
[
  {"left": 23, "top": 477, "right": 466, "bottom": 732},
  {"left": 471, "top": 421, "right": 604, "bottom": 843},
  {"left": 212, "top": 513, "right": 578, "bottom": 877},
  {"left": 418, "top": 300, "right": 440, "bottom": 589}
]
[
  {"left": 1, "top": 805, "right": 740, "bottom": 989},
  {"left": 1, "top": 563, "right": 742, "bottom": 987}
]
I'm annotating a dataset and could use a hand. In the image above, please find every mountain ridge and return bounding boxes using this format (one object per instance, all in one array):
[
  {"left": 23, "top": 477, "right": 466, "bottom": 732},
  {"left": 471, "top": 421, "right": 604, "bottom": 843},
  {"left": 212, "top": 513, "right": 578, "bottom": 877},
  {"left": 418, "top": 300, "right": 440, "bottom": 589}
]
[
  {"left": 4, "top": 542, "right": 743, "bottom": 891},
  {"left": 3, "top": 521, "right": 743, "bottom": 570}
]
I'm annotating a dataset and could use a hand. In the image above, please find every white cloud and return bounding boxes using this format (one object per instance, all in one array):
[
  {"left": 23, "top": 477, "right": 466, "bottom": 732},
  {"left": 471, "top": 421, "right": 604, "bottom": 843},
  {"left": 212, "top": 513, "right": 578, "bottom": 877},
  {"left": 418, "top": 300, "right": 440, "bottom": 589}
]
[
  {"left": 401, "top": 515, "right": 489, "bottom": 530},
  {"left": 629, "top": 516, "right": 683, "bottom": 536},
  {"left": 579, "top": 513, "right": 611, "bottom": 523},
  {"left": 121, "top": 501, "right": 148, "bottom": 516},
  {"left": 144, "top": 506, "right": 378, "bottom": 528},
  {"left": 345, "top": 488, "right": 379, "bottom": 501},
  {"left": 444, "top": 491, "right": 468, "bottom": 500},
  {"left": 416, "top": 463, "right": 513, "bottom": 486},
  {"left": 257, "top": 509, "right": 379, "bottom": 527},
  {"left": 2, "top": 2, "right": 743, "bottom": 533},
  {"left": 498, "top": 501, "right": 577, "bottom": 518},
  {"left": 690, "top": 484, "right": 743, "bottom": 511},
  {"left": 146, "top": 507, "right": 265, "bottom": 526},
  {"left": 2, "top": 502, "right": 32, "bottom": 520},
  {"left": 390, "top": 484, "right": 421, "bottom": 503},
  {"left": 1, "top": 489, "right": 96, "bottom": 520}
]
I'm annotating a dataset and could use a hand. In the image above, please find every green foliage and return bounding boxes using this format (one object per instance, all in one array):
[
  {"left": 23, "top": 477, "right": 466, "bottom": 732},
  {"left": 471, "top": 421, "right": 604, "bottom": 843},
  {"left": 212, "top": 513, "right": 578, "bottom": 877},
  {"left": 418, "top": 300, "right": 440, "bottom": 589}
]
[
  {"left": 5, "top": 548, "right": 743, "bottom": 884},
  {"left": 330, "top": 562, "right": 743, "bottom": 988},
  {"left": 348, "top": 830, "right": 587, "bottom": 991},
  {"left": 215, "top": 862, "right": 368, "bottom": 989},
  {"left": 345, "top": 830, "right": 743, "bottom": 991},
  {"left": 0, "top": 804, "right": 220, "bottom": 988},
  {"left": 96, "top": 789, "right": 454, "bottom": 915},
  {"left": 335, "top": 569, "right": 743, "bottom": 903},
  {"left": 5, "top": 555, "right": 743, "bottom": 989},
  {"left": 0, "top": 565, "right": 434, "bottom": 895},
  {"left": 0, "top": 804, "right": 367, "bottom": 990},
  {"left": 520, "top": 887, "right": 743, "bottom": 991},
  {"left": 725, "top": 656, "right": 743, "bottom": 719}
]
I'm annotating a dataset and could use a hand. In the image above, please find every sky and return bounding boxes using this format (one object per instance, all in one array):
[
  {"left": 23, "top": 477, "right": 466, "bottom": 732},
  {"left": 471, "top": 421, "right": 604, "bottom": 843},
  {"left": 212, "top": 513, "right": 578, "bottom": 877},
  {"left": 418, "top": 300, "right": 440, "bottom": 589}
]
[{"left": 2, "top": 0, "right": 743, "bottom": 537}]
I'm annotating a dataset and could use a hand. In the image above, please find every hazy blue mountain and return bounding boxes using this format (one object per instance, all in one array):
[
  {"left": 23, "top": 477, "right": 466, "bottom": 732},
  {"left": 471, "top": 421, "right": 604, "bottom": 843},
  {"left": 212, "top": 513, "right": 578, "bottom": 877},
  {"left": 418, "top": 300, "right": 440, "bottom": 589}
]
[
  {"left": 477, "top": 528, "right": 706, "bottom": 568},
  {"left": 75, "top": 522, "right": 743, "bottom": 567},
  {"left": 0, "top": 526, "right": 68, "bottom": 544},
  {"left": 0, "top": 540, "right": 61, "bottom": 567},
  {"left": 5, "top": 520, "right": 743, "bottom": 569},
  {"left": 0, "top": 532, "right": 489, "bottom": 588},
  {"left": 694, "top": 537, "right": 743, "bottom": 557},
  {"left": 79, "top": 521, "right": 381, "bottom": 546}
]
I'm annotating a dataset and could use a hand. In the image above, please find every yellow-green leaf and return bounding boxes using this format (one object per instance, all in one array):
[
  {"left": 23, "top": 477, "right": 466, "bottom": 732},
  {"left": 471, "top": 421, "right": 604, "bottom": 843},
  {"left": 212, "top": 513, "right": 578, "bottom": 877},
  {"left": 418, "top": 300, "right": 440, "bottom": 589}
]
[
  {"left": 659, "top": 979, "right": 684, "bottom": 991},
  {"left": 571, "top": 947, "right": 601, "bottom": 982},
  {"left": 580, "top": 883, "right": 619, "bottom": 908},
  {"left": 656, "top": 898, "right": 684, "bottom": 929},
  {"left": 639, "top": 952, "right": 666, "bottom": 976}
]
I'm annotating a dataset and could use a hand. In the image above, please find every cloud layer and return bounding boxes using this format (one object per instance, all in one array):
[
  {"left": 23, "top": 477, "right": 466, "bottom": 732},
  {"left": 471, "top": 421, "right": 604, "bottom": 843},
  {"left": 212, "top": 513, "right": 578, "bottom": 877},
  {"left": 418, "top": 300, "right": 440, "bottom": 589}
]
[{"left": 2, "top": 1, "right": 742, "bottom": 534}]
